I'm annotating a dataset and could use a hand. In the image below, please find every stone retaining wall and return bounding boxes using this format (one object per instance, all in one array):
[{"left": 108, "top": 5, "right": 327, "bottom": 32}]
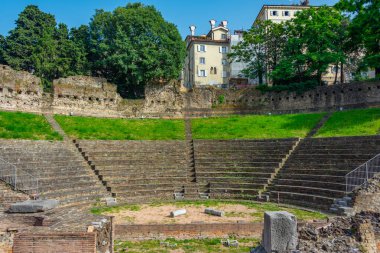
[
  {"left": 12, "top": 232, "right": 96, "bottom": 253},
  {"left": 115, "top": 222, "right": 263, "bottom": 240},
  {"left": 114, "top": 221, "right": 327, "bottom": 241},
  {"left": 0, "top": 64, "right": 379, "bottom": 118}
]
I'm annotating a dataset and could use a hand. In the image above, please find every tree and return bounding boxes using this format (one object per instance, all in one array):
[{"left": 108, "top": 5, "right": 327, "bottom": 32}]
[
  {"left": 0, "top": 35, "right": 5, "bottom": 64},
  {"left": 336, "top": 0, "right": 380, "bottom": 76},
  {"left": 89, "top": 3, "right": 186, "bottom": 98},
  {"left": 229, "top": 20, "right": 286, "bottom": 85},
  {"left": 2, "top": 5, "right": 57, "bottom": 73},
  {"left": 272, "top": 6, "right": 348, "bottom": 85},
  {"left": 70, "top": 25, "right": 91, "bottom": 75}
]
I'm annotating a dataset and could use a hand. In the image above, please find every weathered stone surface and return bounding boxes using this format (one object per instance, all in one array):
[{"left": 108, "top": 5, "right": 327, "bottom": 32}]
[
  {"left": 170, "top": 209, "right": 187, "bottom": 217},
  {"left": 0, "top": 64, "right": 379, "bottom": 118},
  {"left": 105, "top": 197, "right": 117, "bottom": 207},
  {"left": 263, "top": 211, "right": 298, "bottom": 253},
  {"left": 298, "top": 212, "right": 380, "bottom": 253},
  {"left": 353, "top": 174, "right": 380, "bottom": 213},
  {"left": 8, "top": 200, "right": 59, "bottom": 213},
  {"left": 204, "top": 208, "right": 225, "bottom": 217}
]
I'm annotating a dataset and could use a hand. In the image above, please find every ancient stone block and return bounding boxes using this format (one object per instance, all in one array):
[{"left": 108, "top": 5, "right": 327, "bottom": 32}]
[
  {"left": 263, "top": 211, "right": 298, "bottom": 253},
  {"left": 8, "top": 200, "right": 59, "bottom": 213}
]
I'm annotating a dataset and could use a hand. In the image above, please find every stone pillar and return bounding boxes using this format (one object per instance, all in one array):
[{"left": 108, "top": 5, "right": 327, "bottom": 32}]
[{"left": 262, "top": 211, "right": 298, "bottom": 253}]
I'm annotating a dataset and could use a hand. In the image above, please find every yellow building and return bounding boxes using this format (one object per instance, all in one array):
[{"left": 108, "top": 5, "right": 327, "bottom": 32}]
[{"left": 184, "top": 20, "right": 230, "bottom": 88}]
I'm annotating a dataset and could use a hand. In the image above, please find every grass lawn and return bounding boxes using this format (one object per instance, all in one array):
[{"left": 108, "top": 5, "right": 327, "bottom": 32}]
[
  {"left": 0, "top": 111, "right": 62, "bottom": 140},
  {"left": 191, "top": 113, "right": 325, "bottom": 139},
  {"left": 91, "top": 200, "right": 327, "bottom": 222},
  {"left": 114, "top": 238, "right": 259, "bottom": 253},
  {"left": 315, "top": 108, "right": 380, "bottom": 137},
  {"left": 54, "top": 115, "right": 185, "bottom": 140}
]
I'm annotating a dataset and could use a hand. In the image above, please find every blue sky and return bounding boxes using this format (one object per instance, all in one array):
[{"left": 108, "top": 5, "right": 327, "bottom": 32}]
[{"left": 0, "top": 0, "right": 339, "bottom": 39}]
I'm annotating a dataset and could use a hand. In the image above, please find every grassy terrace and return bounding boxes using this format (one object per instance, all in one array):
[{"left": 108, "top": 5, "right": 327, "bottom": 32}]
[
  {"left": 191, "top": 113, "right": 325, "bottom": 139},
  {"left": 315, "top": 108, "right": 380, "bottom": 137},
  {"left": 55, "top": 115, "right": 185, "bottom": 140},
  {"left": 0, "top": 111, "right": 61, "bottom": 140},
  {"left": 114, "top": 238, "right": 259, "bottom": 253}
]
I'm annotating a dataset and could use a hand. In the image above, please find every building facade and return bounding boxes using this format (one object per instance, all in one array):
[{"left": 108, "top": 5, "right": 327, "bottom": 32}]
[
  {"left": 184, "top": 21, "right": 231, "bottom": 88},
  {"left": 254, "top": 3, "right": 375, "bottom": 85}
]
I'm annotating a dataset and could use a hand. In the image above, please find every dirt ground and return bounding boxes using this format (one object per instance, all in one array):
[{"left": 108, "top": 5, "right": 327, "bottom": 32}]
[{"left": 105, "top": 203, "right": 258, "bottom": 225}]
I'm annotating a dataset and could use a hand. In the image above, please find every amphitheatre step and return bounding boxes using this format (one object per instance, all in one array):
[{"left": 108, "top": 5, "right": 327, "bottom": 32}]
[
  {"left": 268, "top": 185, "right": 345, "bottom": 198},
  {"left": 276, "top": 173, "right": 345, "bottom": 183},
  {"left": 90, "top": 160, "right": 190, "bottom": 166},
  {"left": 268, "top": 191, "right": 335, "bottom": 210},
  {"left": 38, "top": 181, "right": 102, "bottom": 193},
  {"left": 114, "top": 189, "right": 175, "bottom": 198},
  {"left": 209, "top": 187, "right": 259, "bottom": 196},
  {"left": 196, "top": 172, "right": 273, "bottom": 178},
  {"left": 209, "top": 182, "right": 265, "bottom": 189},
  {"left": 195, "top": 166, "right": 276, "bottom": 173},
  {"left": 195, "top": 162, "right": 280, "bottom": 167},
  {"left": 271, "top": 179, "right": 346, "bottom": 191},
  {"left": 40, "top": 185, "right": 102, "bottom": 199},
  {"left": 280, "top": 169, "right": 352, "bottom": 176},
  {"left": 104, "top": 176, "right": 188, "bottom": 185},
  {"left": 196, "top": 177, "right": 270, "bottom": 184},
  {"left": 97, "top": 170, "right": 188, "bottom": 179}
]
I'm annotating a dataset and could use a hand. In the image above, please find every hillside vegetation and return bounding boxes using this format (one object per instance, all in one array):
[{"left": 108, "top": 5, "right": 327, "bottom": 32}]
[
  {"left": 315, "top": 108, "right": 380, "bottom": 137},
  {"left": 0, "top": 111, "right": 61, "bottom": 140},
  {"left": 55, "top": 115, "right": 185, "bottom": 140},
  {"left": 191, "top": 113, "right": 325, "bottom": 139}
]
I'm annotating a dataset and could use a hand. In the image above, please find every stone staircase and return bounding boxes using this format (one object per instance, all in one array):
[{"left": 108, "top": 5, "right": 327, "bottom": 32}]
[
  {"left": 0, "top": 140, "right": 110, "bottom": 209},
  {"left": 266, "top": 136, "right": 380, "bottom": 211},
  {"left": 75, "top": 140, "right": 193, "bottom": 203},
  {"left": 193, "top": 139, "right": 298, "bottom": 200}
]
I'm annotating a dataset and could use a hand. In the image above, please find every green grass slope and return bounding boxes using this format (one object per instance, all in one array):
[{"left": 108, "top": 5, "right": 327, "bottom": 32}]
[
  {"left": 315, "top": 108, "right": 380, "bottom": 137},
  {"left": 0, "top": 111, "right": 62, "bottom": 140},
  {"left": 191, "top": 113, "right": 325, "bottom": 139},
  {"left": 55, "top": 115, "right": 185, "bottom": 140}
]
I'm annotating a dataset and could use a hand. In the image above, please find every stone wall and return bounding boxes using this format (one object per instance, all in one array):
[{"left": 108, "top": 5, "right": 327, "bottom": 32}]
[
  {"left": 0, "top": 64, "right": 379, "bottom": 118},
  {"left": 12, "top": 232, "right": 96, "bottom": 253},
  {"left": 353, "top": 175, "right": 380, "bottom": 214},
  {"left": 0, "top": 65, "right": 43, "bottom": 112},
  {"left": 187, "top": 81, "right": 380, "bottom": 116},
  {"left": 115, "top": 222, "right": 263, "bottom": 240}
]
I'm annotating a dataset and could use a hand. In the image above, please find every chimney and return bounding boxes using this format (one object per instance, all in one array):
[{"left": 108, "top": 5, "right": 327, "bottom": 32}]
[
  {"left": 209, "top": 19, "right": 216, "bottom": 29},
  {"left": 189, "top": 25, "right": 196, "bottom": 36},
  {"left": 221, "top": 20, "right": 228, "bottom": 28}
]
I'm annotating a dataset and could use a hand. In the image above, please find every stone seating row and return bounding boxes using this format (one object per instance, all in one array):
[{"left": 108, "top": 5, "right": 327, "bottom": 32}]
[
  {"left": 77, "top": 140, "right": 192, "bottom": 203},
  {"left": 267, "top": 136, "right": 380, "bottom": 210},
  {"left": 0, "top": 140, "right": 109, "bottom": 209},
  {"left": 194, "top": 139, "right": 298, "bottom": 199}
]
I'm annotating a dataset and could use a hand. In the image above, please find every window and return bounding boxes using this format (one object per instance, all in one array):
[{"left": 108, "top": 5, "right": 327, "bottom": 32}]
[
  {"left": 222, "top": 59, "right": 228, "bottom": 65},
  {"left": 331, "top": 66, "right": 340, "bottom": 73},
  {"left": 221, "top": 34, "right": 227, "bottom": 40},
  {"left": 199, "top": 45, "right": 206, "bottom": 52},
  {"left": 200, "top": 57, "right": 206, "bottom": 64},
  {"left": 283, "top": 11, "right": 290, "bottom": 16},
  {"left": 220, "top": 46, "right": 228, "bottom": 54},
  {"left": 199, "top": 70, "right": 206, "bottom": 77},
  {"left": 270, "top": 11, "right": 278, "bottom": 16}
]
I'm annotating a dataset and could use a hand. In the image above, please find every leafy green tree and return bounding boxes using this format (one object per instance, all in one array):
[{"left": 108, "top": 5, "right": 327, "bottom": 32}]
[
  {"left": 0, "top": 35, "right": 5, "bottom": 64},
  {"left": 272, "top": 6, "right": 348, "bottom": 85},
  {"left": 336, "top": 0, "right": 380, "bottom": 76},
  {"left": 70, "top": 25, "right": 91, "bottom": 75},
  {"left": 89, "top": 3, "right": 186, "bottom": 98},
  {"left": 2, "top": 5, "right": 57, "bottom": 73},
  {"left": 229, "top": 20, "right": 286, "bottom": 85}
]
